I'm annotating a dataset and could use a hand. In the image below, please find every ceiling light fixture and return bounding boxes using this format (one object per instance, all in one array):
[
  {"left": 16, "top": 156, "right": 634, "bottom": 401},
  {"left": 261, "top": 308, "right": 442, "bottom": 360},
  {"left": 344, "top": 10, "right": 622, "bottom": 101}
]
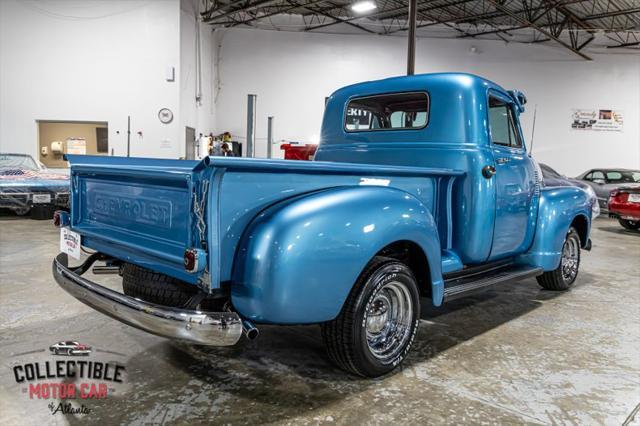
[{"left": 351, "top": 1, "right": 377, "bottom": 13}]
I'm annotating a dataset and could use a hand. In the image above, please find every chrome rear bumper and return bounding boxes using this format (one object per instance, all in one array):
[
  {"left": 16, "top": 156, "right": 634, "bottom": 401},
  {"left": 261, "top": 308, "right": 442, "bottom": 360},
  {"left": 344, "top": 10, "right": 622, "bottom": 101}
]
[{"left": 52, "top": 253, "right": 243, "bottom": 346}]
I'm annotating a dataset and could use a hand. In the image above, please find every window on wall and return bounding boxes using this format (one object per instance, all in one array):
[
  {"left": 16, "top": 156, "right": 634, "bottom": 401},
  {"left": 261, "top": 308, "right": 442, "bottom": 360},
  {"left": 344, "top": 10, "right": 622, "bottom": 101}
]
[
  {"left": 488, "top": 96, "right": 522, "bottom": 148},
  {"left": 96, "top": 127, "right": 109, "bottom": 153},
  {"left": 345, "top": 92, "right": 429, "bottom": 132}
]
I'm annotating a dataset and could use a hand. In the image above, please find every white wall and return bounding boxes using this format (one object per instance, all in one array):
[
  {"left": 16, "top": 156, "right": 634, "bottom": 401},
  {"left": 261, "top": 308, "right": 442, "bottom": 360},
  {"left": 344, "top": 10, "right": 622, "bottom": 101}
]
[
  {"left": 179, "top": 0, "right": 216, "bottom": 155},
  {"left": 0, "top": 0, "right": 184, "bottom": 159},
  {"left": 214, "top": 28, "right": 640, "bottom": 175}
]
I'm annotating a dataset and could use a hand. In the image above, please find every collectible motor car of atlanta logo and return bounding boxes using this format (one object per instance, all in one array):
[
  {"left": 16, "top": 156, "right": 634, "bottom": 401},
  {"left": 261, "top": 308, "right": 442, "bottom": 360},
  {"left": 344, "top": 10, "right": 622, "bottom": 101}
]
[{"left": 10, "top": 340, "right": 127, "bottom": 415}]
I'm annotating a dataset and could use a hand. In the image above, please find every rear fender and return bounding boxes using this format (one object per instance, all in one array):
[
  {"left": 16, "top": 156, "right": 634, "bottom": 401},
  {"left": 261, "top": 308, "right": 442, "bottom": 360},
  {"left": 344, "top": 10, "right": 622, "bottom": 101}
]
[
  {"left": 517, "top": 186, "right": 592, "bottom": 271},
  {"left": 231, "top": 186, "right": 443, "bottom": 324}
]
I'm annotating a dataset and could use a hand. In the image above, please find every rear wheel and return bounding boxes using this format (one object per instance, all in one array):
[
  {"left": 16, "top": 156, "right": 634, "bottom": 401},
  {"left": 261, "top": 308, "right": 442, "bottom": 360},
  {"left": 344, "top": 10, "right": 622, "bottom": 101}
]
[
  {"left": 536, "top": 227, "right": 581, "bottom": 291},
  {"left": 321, "top": 257, "right": 420, "bottom": 377},
  {"left": 618, "top": 219, "right": 640, "bottom": 230},
  {"left": 122, "top": 263, "right": 198, "bottom": 307}
]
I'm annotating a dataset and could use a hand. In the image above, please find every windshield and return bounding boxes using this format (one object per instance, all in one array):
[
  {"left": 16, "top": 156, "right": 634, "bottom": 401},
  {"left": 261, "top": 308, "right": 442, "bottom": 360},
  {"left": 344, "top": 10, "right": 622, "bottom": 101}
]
[
  {"left": 0, "top": 154, "right": 39, "bottom": 171},
  {"left": 606, "top": 171, "right": 640, "bottom": 184}
]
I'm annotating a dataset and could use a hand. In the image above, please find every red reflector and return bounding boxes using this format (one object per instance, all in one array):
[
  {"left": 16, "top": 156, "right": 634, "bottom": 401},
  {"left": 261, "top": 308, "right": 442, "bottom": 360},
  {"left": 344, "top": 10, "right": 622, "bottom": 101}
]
[{"left": 184, "top": 249, "right": 198, "bottom": 272}]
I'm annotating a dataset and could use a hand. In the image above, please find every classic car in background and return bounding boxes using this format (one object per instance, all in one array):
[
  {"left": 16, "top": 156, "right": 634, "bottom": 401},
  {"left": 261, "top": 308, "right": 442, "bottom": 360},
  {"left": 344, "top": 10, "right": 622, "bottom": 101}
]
[
  {"left": 0, "top": 153, "right": 69, "bottom": 216},
  {"left": 576, "top": 168, "right": 640, "bottom": 212},
  {"left": 49, "top": 341, "right": 92, "bottom": 356},
  {"left": 608, "top": 186, "right": 640, "bottom": 230},
  {"left": 540, "top": 163, "right": 600, "bottom": 219}
]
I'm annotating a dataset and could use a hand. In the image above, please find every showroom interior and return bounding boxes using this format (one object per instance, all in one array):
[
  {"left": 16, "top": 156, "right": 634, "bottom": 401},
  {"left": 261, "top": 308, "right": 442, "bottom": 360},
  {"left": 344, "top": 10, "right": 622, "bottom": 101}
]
[{"left": 0, "top": 0, "right": 639, "bottom": 424}]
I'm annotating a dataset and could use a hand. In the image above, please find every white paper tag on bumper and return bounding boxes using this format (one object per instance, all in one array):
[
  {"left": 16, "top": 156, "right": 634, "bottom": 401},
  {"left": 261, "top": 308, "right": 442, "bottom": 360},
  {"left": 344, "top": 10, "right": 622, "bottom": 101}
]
[{"left": 60, "top": 228, "right": 81, "bottom": 260}]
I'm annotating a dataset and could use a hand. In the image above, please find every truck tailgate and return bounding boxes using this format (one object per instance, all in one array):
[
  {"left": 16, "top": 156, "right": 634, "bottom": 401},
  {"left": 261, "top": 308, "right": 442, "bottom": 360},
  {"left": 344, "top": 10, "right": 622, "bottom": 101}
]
[{"left": 67, "top": 155, "right": 204, "bottom": 283}]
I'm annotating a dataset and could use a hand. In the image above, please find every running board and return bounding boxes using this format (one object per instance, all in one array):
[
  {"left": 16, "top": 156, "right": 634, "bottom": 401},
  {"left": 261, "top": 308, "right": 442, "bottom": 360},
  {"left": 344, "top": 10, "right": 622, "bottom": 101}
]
[{"left": 443, "top": 265, "right": 543, "bottom": 301}]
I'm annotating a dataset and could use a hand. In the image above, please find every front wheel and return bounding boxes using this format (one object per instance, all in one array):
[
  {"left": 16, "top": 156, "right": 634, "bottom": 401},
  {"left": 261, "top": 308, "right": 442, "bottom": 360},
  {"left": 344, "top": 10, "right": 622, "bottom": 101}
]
[
  {"left": 618, "top": 219, "right": 640, "bottom": 230},
  {"left": 321, "top": 257, "right": 420, "bottom": 377},
  {"left": 536, "top": 227, "right": 581, "bottom": 291}
]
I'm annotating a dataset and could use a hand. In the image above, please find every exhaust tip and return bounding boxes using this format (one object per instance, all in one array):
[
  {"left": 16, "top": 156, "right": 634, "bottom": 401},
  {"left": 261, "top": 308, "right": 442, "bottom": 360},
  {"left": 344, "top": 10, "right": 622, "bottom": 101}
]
[
  {"left": 245, "top": 328, "right": 259, "bottom": 340},
  {"left": 242, "top": 319, "right": 259, "bottom": 340}
]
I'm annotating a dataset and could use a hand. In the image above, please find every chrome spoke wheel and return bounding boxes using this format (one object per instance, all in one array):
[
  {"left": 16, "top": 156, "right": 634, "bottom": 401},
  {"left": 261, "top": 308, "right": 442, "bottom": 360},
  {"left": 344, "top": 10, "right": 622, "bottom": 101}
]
[
  {"left": 365, "top": 281, "right": 414, "bottom": 364},
  {"left": 561, "top": 236, "right": 580, "bottom": 282}
]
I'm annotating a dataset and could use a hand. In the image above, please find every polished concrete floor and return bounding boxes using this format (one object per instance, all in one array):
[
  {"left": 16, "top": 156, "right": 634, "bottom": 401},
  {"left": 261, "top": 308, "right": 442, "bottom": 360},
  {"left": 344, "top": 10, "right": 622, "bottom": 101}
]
[{"left": 0, "top": 215, "right": 639, "bottom": 425}]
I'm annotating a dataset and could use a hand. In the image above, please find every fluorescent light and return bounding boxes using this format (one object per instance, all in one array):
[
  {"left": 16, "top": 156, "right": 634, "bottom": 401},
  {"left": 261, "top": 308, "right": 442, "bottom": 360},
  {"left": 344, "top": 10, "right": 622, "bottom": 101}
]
[{"left": 351, "top": 1, "right": 377, "bottom": 13}]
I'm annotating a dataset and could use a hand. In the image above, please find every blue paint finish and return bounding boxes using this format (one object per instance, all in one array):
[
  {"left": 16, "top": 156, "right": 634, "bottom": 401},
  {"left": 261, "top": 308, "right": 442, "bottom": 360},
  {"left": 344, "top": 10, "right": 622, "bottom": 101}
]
[
  {"left": 517, "top": 186, "right": 592, "bottom": 270},
  {"left": 59, "top": 73, "right": 594, "bottom": 330},
  {"left": 231, "top": 186, "right": 444, "bottom": 323}
]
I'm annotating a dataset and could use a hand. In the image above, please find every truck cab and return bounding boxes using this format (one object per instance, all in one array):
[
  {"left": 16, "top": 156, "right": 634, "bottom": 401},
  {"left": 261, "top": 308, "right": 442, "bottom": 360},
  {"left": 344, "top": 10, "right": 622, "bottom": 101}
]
[
  {"left": 52, "top": 73, "right": 593, "bottom": 377},
  {"left": 317, "top": 73, "right": 541, "bottom": 268}
]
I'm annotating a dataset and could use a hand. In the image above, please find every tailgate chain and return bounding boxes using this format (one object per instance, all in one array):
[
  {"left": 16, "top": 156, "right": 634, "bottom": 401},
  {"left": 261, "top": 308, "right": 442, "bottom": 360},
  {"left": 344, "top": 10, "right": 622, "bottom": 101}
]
[{"left": 193, "top": 179, "right": 209, "bottom": 248}]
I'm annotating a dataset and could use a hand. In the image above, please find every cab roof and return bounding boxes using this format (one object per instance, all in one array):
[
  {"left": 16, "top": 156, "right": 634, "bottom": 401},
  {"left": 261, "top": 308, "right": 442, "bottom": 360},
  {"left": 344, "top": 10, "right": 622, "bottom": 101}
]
[{"left": 321, "top": 73, "right": 518, "bottom": 146}]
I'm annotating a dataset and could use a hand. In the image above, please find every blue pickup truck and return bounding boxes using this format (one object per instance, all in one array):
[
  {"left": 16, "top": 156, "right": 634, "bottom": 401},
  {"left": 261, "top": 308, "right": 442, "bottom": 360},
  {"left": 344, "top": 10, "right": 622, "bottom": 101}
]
[{"left": 52, "top": 73, "right": 593, "bottom": 377}]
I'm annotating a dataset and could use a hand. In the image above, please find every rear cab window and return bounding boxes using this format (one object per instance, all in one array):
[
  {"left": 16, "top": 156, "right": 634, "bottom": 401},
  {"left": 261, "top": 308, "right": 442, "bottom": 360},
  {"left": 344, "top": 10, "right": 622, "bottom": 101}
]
[
  {"left": 488, "top": 95, "right": 523, "bottom": 149},
  {"left": 345, "top": 92, "right": 429, "bottom": 132}
]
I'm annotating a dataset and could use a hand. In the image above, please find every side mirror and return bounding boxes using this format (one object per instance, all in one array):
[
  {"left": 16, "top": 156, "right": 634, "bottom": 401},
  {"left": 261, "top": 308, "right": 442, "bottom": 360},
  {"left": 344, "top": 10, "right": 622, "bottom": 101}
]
[{"left": 593, "top": 178, "right": 605, "bottom": 185}]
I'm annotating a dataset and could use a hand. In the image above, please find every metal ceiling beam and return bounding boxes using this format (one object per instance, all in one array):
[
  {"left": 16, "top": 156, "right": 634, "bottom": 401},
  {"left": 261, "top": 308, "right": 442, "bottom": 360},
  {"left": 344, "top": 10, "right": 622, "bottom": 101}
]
[
  {"left": 606, "top": 40, "right": 640, "bottom": 48},
  {"left": 383, "top": 0, "right": 588, "bottom": 25},
  {"left": 203, "top": 0, "right": 285, "bottom": 22},
  {"left": 584, "top": 7, "right": 640, "bottom": 20},
  {"left": 288, "top": 0, "right": 381, "bottom": 33},
  {"left": 459, "top": 3, "right": 639, "bottom": 39},
  {"left": 305, "top": 0, "right": 478, "bottom": 32},
  {"left": 384, "top": 0, "right": 588, "bottom": 35},
  {"left": 482, "top": 0, "right": 592, "bottom": 59},
  {"left": 201, "top": 0, "right": 248, "bottom": 19},
  {"left": 227, "top": 0, "right": 328, "bottom": 26}
]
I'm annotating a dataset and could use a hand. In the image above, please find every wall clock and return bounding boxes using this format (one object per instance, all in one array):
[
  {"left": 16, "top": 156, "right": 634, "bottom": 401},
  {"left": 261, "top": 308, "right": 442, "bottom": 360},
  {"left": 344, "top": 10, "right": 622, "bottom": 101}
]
[{"left": 158, "top": 108, "right": 174, "bottom": 124}]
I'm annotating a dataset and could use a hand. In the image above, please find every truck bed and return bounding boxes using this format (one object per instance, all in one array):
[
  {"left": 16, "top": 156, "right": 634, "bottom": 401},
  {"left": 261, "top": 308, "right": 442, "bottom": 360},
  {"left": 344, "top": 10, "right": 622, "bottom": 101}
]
[{"left": 66, "top": 155, "right": 464, "bottom": 290}]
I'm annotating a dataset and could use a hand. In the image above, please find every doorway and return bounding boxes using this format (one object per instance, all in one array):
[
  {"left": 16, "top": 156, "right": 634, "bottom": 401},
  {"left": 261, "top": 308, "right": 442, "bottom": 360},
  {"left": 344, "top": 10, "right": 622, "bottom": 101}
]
[
  {"left": 185, "top": 126, "right": 196, "bottom": 160},
  {"left": 37, "top": 121, "right": 108, "bottom": 168}
]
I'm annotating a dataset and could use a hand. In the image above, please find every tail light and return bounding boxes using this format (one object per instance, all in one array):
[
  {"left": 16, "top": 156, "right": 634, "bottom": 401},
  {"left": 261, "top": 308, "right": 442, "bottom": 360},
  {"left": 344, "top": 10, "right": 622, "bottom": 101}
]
[
  {"left": 184, "top": 248, "right": 206, "bottom": 273},
  {"left": 610, "top": 190, "right": 629, "bottom": 203},
  {"left": 53, "top": 210, "right": 70, "bottom": 228}
]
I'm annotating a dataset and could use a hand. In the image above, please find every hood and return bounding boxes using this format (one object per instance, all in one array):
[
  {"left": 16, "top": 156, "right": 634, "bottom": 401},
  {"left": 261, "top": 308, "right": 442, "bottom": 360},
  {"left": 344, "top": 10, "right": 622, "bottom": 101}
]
[{"left": 0, "top": 169, "right": 69, "bottom": 188}]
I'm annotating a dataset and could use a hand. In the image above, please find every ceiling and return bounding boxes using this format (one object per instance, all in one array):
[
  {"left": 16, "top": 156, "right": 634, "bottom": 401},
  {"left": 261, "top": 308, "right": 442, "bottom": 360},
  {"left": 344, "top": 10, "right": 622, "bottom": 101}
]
[{"left": 200, "top": 0, "right": 640, "bottom": 59}]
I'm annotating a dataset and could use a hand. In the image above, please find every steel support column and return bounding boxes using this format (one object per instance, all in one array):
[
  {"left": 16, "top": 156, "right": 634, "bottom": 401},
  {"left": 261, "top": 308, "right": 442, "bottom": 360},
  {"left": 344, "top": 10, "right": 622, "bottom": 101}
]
[
  {"left": 246, "top": 94, "right": 257, "bottom": 158},
  {"left": 267, "top": 116, "right": 274, "bottom": 159},
  {"left": 407, "top": 0, "right": 417, "bottom": 75}
]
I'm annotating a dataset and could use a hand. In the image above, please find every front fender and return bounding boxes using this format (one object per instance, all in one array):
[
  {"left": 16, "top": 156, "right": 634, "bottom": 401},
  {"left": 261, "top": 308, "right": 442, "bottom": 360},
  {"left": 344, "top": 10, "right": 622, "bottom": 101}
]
[
  {"left": 517, "top": 186, "right": 592, "bottom": 271},
  {"left": 231, "top": 186, "right": 443, "bottom": 324}
]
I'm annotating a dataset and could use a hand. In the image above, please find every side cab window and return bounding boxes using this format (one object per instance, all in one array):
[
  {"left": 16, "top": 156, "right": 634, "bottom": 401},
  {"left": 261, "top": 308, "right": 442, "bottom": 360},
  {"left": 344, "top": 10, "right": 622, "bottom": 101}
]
[{"left": 488, "top": 95, "right": 523, "bottom": 149}]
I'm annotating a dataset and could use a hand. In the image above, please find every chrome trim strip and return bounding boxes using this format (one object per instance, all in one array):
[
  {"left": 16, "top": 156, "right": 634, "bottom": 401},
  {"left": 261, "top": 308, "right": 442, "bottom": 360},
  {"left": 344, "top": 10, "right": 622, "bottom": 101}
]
[{"left": 52, "top": 253, "right": 242, "bottom": 346}]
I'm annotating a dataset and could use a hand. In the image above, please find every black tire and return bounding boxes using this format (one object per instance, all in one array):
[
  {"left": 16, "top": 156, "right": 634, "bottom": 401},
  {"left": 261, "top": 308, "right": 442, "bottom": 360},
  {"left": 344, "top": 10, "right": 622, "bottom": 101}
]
[
  {"left": 536, "top": 227, "right": 581, "bottom": 291},
  {"left": 122, "top": 263, "right": 197, "bottom": 307},
  {"left": 321, "top": 256, "right": 420, "bottom": 377},
  {"left": 618, "top": 219, "right": 640, "bottom": 230}
]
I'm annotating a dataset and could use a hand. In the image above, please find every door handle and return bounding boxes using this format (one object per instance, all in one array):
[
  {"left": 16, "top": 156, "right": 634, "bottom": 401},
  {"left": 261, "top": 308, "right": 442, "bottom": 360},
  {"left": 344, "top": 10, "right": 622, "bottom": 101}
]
[
  {"left": 482, "top": 165, "right": 496, "bottom": 179},
  {"left": 495, "top": 157, "right": 510, "bottom": 164}
]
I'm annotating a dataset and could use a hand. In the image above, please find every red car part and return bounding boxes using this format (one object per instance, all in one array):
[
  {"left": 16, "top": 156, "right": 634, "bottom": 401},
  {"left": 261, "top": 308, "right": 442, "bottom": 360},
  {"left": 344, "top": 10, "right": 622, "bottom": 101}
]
[
  {"left": 280, "top": 143, "right": 318, "bottom": 161},
  {"left": 608, "top": 189, "right": 640, "bottom": 222}
]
